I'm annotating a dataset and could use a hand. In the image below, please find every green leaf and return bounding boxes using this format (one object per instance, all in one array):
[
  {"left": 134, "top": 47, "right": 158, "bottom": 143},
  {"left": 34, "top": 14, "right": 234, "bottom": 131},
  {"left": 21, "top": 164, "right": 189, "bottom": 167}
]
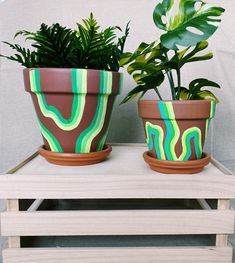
[
  {"left": 178, "top": 41, "right": 213, "bottom": 67},
  {"left": 127, "top": 62, "right": 163, "bottom": 75},
  {"left": 153, "top": 0, "right": 225, "bottom": 50},
  {"left": 188, "top": 78, "right": 220, "bottom": 102},
  {"left": 178, "top": 87, "right": 190, "bottom": 100},
  {"left": 186, "top": 52, "right": 213, "bottom": 63},
  {"left": 121, "top": 73, "right": 165, "bottom": 104},
  {"left": 153, "top": 0, "right": 174, "bottom": 31},
  {"left": 196, "top": 90, "right": 219, "bottom": 103},
  {"left": 139, "top": 74, "right": 165, "bottom": 86},
  {"left": 189, "top": 78, "right": 220, "bottom": 93},
  {"left": 181, "top": 41, "right": 208, "bottom": 62},
  {"left": 163, "top": 41, "right": 212, "bottom": 71},
  {"left": 120, "top": 85, "right": 150, "bottom": 104},
  {"left": 119, "top": 52, "right": 134, "bottom": 66}
]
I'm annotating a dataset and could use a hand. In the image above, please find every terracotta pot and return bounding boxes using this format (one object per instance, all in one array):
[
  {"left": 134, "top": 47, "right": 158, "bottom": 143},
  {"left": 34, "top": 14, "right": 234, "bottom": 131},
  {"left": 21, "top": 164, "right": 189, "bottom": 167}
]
[
  {"left": 138, "top": 100, "right": 216, "bottom": 161},
  {"left": 24, "top": 68, "right": 122, "bottom": 154}
]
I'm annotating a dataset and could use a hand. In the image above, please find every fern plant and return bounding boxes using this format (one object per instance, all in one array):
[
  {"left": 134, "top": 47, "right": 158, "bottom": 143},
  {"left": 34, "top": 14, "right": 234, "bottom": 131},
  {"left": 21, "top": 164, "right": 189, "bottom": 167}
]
[{"left": 1, "top": 13, "right": 129, "bottom": 71}]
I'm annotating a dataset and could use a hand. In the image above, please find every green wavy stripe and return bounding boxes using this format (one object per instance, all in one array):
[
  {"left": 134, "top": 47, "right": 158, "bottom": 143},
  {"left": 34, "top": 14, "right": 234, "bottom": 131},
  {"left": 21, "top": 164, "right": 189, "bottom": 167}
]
[
  {"left": 146, "top": 121, "right": 166, "bottom": 160},
  {"left": 96, "top": 73, "right": 123, "bottom": 151},
  {"left": 145, "top": 101, "right": 204, "bottom": 161},
  {"left": 96, "top": 95, "right": 118, "bottom": 152},
  {"left": 36, "top": 116, "right": 63, "bottom": 152},
  {"left": 159, "top": 102, "right": 180, "bottom": 160},
  {"left": 76, "top": 71, "right": 113, "bottom": 153},
  {"left": 205, "top": 101, "right": 216, "bottom": 137},
  {"left": 210, "top": 100, "right": 216, "bottom": 118},
  {"left": 29, "top": 69, "right": 87, "bottom": 131},
  {"left": 179, "top": 127, "right": 202, "bottom": 160},
  {"left": 96, "top": 130, "right": 109, "bottom": 152}
]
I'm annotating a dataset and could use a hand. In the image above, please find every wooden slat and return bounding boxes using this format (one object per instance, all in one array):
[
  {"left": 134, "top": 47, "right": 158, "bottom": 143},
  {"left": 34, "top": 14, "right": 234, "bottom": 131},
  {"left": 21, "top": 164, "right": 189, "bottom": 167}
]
[
  {"left": 1, "top": 210, "right": 234, "bottom": 236},
  {"left": 216, "top": 199, "right": 231, "bottom": 246},
  {"left": 2, "top": 247, "right": 233, "bottom": 263},
  {"left": 6, "top": 200, "right": 20, "bottom": 248},
  {"left": 1, "top": 173, "right": 235, "bottom": 199}
]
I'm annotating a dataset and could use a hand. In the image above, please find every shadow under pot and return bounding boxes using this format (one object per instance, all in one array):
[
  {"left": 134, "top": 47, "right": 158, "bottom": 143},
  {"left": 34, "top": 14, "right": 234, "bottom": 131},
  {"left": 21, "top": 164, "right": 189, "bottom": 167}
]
[
  {"left": 138, "top": 100, "right": 216, "bottom": 174},
  {"left": 23, "top": 68, "right": 122, "bottom": 166}
]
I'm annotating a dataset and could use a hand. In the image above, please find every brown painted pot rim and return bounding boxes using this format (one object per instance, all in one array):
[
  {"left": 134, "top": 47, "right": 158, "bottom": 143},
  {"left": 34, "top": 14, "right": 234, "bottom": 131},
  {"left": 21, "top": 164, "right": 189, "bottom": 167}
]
[
  {"left": 24, "top": 68, "right": 122, "bottom": 95},
  {"left": 24, "top": 67, "right": 122, "bottom": 75},
  {"left": 38, "top": 144, "right": 112, "bottom": 166},
  {"left": 143, "top": 151, "right": 211, "bottom": 174},
  {"left": 138, "top": 99, "right": 215, "bottom": 120},
  {"left": 138, "top": 99, "right": 213, "bottom": 104}
]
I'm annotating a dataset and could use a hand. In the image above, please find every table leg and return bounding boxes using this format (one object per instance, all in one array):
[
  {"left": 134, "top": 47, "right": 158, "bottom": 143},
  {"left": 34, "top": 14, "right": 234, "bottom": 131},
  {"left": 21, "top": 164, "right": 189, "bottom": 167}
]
[
  {"left": 6, "top": 200, "right": 20, "bottom": 248},
  {"left": 216, "top": 199, "right": 230, "bottom": 246}
]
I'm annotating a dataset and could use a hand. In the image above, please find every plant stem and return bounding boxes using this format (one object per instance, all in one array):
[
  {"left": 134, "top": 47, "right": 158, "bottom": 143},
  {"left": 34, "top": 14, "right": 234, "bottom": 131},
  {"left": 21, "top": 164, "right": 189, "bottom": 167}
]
[
  {"left": 164, "top": 51, "right": 176, "bottom": 100},
  {"left": 166, "top": 71, "right": 176, "bottom": 100},
  {"left": 175, "top": 51, "right": 181, "bottom": 100},
  {"left": 154, "top": 87, "right": 163, "bottom": 100},
  {"left": 176, "top": 68, "right": 181, "bottom": 99}
]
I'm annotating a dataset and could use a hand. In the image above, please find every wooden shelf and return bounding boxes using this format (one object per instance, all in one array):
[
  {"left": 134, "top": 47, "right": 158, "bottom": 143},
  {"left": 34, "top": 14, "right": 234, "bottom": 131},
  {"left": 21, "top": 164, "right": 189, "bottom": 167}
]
[{"left": 0, "top": 144, "right": 235, "bottom": 263}]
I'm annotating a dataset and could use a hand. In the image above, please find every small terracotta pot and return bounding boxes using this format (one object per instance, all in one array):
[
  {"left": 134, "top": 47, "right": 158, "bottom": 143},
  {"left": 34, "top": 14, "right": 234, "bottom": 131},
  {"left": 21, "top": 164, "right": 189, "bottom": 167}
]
[
  {"left": 138, "top": 100, "right": 216, "bottom": 162},
  {"left": 24, "top": 68, "right": 122, "bottom": 154}
]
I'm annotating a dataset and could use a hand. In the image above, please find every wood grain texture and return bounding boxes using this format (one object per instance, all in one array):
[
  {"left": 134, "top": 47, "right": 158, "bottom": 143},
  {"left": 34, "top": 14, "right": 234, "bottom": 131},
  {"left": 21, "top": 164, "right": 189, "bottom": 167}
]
[
  {"left": 2, "top": 247, "right": 233, "bottom": 263},
  {"left": 6, "top": 200, "right": 20, "bottom": 248},
  {"left": 1, "top": 210, "right": 234, "bottom": 236},
  {"left": 1, "top": 145, "right": 234, "bottom": 263},
  {"left": 1, "top": 173, "right": 235, "bottom": 199},
  {"left": 216, "top": 199, "right": 231, "bottom": 246}
]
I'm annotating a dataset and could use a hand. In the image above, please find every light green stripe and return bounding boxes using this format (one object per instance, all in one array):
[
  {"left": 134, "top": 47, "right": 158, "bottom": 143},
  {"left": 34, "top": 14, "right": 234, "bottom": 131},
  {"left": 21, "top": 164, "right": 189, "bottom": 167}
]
[
  {"left": 96, "top": 95, "right": 118, "bottom": 151},
  {"left": 29, "top": 69, "right": 87, "bottom": 131},
  {"left": 164, "top": 102, "right": 180, "bottom": 160},
  {"left": 36, "top": 116, "right": 63, "bottom": 152},
  {"left": 179, "top": 127, "right": 202, "bottom": 160},
  {"left": 146, "top": 121, "right": 166, "bottom": 160},
  {"left": 147, "top": 101, "right": 204, "bottom": 161},
  {"left": 76, "top": 71, "right": 112, "bottom": 153},
  {"left": 96, "top": 130, "right": 109, "bottom": 151},
  {"left": 205, "top": 101, "right": 216, "bottom": 138}
]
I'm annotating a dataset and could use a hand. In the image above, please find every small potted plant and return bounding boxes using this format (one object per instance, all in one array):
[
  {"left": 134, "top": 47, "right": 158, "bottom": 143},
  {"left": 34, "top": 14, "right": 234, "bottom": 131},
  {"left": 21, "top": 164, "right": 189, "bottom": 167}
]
[
  {"left": 120, "top": 0, "right": 224, "bottom": 173},
  {"left": 1, "top": 14, "right": 129, "bottom": 166}
]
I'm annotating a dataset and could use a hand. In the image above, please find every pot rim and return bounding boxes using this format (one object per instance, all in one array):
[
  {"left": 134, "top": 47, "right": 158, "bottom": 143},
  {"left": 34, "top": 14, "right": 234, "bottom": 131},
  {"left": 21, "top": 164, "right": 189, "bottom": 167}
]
[
  {"left": 138, "top": 99, "right": 216, "bottom": 120},
  {"left": 138, "top": 99, "right": 215, "bottom": 104},
  {"left": 23, "top": 67, "right": 122, "bottom": 75},
  {"left": 23, "top": 67, "right": 122, "bottom": 94}
]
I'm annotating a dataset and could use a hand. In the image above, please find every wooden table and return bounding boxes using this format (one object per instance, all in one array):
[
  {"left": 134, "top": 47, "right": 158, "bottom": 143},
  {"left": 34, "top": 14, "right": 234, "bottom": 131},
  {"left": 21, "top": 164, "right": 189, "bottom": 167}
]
[{"left": 0, "top": 144, "right": 235, "bottom": 263}]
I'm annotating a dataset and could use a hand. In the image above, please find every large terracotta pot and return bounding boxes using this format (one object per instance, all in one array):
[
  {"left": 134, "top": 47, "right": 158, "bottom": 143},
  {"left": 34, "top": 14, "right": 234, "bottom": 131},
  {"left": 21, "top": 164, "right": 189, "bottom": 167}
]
[
  {"left": 138, "top": 100, "right": 216, "bottom": 161},
  {"left": 24, "top": 68, "right": 122, "bottom": 154}
]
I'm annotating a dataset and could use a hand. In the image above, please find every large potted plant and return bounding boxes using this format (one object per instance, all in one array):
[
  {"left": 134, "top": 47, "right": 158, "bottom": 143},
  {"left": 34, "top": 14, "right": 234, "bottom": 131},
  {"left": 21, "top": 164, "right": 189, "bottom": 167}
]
[
  {"left": 1, "top": 14, "right": 129, "bottom": 165},
  {"left": 121, "top": 0, "right": 224, "bottom": 173}
]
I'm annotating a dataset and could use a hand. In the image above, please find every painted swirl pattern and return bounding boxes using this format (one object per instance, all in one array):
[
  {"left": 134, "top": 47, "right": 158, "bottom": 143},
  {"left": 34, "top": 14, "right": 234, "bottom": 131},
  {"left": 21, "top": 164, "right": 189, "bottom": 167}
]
[
  {"left": 28, "top": 68, "right": 121, "bottom": 153},
  {"left": 145, "top": 101, "right": 215, "bottom": 161}
]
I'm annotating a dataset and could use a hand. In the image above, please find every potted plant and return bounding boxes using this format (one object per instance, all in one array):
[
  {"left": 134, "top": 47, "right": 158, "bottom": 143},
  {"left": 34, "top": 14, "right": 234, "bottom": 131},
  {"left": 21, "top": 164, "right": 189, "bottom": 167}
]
[
  {"left": 120, "top": 0, "right": 224, "bottom": 173},
  {"left": 1, "top": 14, "right": 129, "bottom": 165}
]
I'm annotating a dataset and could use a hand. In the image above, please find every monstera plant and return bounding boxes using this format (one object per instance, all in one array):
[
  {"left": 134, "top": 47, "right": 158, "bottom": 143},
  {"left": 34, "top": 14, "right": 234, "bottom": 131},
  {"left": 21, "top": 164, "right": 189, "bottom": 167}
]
[
  {"left": 1, "top": 14, "right": 129, "bottom": 165},
  {"left": 121, "top": 0, "right": 224, "bottom": 174}
]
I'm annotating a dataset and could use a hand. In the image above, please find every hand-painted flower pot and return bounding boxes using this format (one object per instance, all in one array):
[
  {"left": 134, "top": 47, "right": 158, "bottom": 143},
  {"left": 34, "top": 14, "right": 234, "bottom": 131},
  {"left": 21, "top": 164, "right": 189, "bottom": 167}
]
[
  {"left": 138, "top": 100, "right": 216, "bottom": 173},
  {"left": 23, "top": 68, "right": 122, "bottom": 162}
]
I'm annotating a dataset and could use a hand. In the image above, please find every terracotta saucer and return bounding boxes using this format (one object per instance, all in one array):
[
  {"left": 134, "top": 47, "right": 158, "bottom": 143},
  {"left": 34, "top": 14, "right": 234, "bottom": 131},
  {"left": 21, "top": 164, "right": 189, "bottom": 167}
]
[
  {"left": 38, "top": 144, "right": 112, "bottom": 166},
  {"left": 143, "top": 151, "right": 211, "bottom": 174}
]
